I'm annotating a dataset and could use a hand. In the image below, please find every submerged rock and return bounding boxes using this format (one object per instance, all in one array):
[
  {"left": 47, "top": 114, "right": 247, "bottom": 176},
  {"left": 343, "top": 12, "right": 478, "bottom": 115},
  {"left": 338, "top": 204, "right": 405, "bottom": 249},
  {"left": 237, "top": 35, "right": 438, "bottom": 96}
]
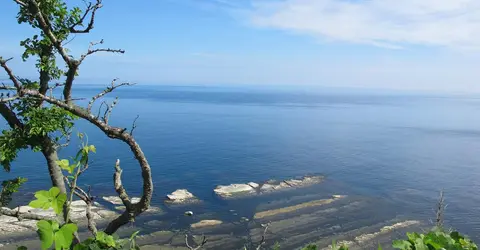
[
  {"left": 191, "top": 219, "right": 223, "bottom": 229},
  {"left": 165, "top": 189, "right": 198, "bottom": 204},
  {"left": 214, "top": 184, "right": 256, "bottom": 198},
  {"left": 254, "top": 195, "right": 346, "bottom": 219},
  {"left": 102, "top": 196, "right": 141, "bottom": 205}
]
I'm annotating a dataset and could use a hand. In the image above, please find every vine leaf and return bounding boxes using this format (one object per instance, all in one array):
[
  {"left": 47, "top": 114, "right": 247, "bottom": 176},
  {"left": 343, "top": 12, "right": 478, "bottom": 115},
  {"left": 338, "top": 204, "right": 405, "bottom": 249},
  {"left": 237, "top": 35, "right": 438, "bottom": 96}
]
[
  {"left": 54, "top": 223, "right": 78, "bottom": 250},
  {"left": 37, "top": 220, "right": 55, "bottom": 250},
  {"left": 29, "top": 187, "right": 67, "bottom": 214}
]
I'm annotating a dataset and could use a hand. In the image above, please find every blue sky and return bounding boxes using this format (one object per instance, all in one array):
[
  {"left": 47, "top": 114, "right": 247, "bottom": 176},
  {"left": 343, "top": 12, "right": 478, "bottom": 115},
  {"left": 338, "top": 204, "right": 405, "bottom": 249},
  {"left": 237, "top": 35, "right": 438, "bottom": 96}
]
[{"left": 1, "top": 0, "right": 480, "bottom": 93}]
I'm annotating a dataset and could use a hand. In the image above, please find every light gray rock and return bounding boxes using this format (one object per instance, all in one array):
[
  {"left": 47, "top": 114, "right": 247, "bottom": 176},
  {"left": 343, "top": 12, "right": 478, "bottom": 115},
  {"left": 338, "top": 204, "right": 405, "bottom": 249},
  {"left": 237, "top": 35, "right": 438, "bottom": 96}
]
[
  {"left": 214, "top": 184, "right": 256, "bottom": 198},
  {"left": 284, "top": 179, "right": 304, "bottom": 187},
  {"left": 96, "top": 209, "right": 118, "bottom": 218},
  {"left": 260, "top": 184, "right": 276, "bottom": 192},
  {"left": 102, "top": 196, "right": 141, "bottom": 205},
  {"left": 16, "top": 205, "right": 32, "bottom": 213},
  {"left": 28, "top": 208, "right": 56, "bottom": 218},
  {"left": 165, "top": 189, "right": 198, "bottom": 204},
  {"left": 0, "top": 215, "right": 17, "bottom": 223},
  {"left": 0, "top": 223, "right": 30, "bottom": 234},
  {"left": 247, "top": 182, "right": 260, "bottom": 189},
  {"left": 12, "top": 220, "right": 37, "bottom": 230}
]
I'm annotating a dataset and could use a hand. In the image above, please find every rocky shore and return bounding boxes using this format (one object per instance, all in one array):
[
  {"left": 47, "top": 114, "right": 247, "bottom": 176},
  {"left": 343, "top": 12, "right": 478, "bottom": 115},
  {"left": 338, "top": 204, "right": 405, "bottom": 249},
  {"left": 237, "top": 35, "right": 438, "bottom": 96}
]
[{"left": 0, "top": 175, "right": 424, "bottom": 249}]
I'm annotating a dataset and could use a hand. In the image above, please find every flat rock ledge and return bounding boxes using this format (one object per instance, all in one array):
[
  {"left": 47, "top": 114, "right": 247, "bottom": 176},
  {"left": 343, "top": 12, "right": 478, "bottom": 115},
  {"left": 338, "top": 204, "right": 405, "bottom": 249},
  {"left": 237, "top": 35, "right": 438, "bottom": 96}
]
[
  {"left": 102, "top": 196, "right": 162, "bottom": 214},
  {"left": 165, "top": 189, "right": 200, "bottom": 204},
  {"left": 191, "top": 219, "right": 223, "bottom": 229},
  {"left": 0, "top": 200, "right": 118, "bottom": 236},
  {"left": 214, "top": 175, "right": 324, "bottom": 198}
]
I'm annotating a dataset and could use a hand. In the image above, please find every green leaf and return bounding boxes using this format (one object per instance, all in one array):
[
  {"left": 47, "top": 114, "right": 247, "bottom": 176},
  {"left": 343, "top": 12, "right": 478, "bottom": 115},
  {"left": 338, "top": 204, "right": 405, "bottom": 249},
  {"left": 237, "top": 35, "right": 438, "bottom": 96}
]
[
  {"left": 56, "top": 159, "right": 70, "bottom": 171},
  {"left": 29, "top": 187, "right": 67, "bottom": 214},
  {"left": 392, "top": 240, "right": 412, "bottom": 249},
  {"left": 378, "top": 244, "right": 382, "bottom": 250},
  {"left": 73, "top": 244, "right": 88, "bottom": 250},
  {"left": 413, "top": 238, "right": 428, "bottom": 250},
  {"left": 52, "top": 192, "right": 67, "bottom": 215},
  {"left": 88, "top": 145, "right": 96, "bottom": 153},
  {"left": 29, "top": 189, "right": 51, "bottom": 209},
  {"left": 105, "top": 234, "right": 116, "bottom": 247},
  {"left": 37, "top": 220, "right": 54, "bottom": 250},
  {"left": 54, "top": 223, "right": 78, "bottom": 250},
  {"left": 95, "top": 231, "right": 106, "bottom": 242},
  {"left": 406, "top": 232, "right": 421, "bottom": 242},
  {"left": 49, "top": 186, "right": 60, "bottom": 197},
  {"left": 129, "top": 230, "right": 140, "bottom": 241}
]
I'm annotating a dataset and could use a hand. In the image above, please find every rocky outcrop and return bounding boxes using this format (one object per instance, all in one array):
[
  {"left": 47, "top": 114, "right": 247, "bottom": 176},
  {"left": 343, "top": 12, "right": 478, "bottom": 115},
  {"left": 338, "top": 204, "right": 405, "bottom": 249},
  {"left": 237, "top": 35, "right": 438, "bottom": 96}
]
[
  {"left": 214, "top": 175, "right": 324, "bottom": 198},
  {"left": 214, "top": 184, "right": 256, "bottom": 198},
  {"left": 102, "top": 196, "right": 141, "bottom": 205},
  {"left": 191, "top": 220, "right": 223, "bottom": 229},
  {"left": 0, "top": 200, "right": 119, "bottom": 236},
  {"left": 165, "top": 189, "right": 199, "bottom": 204}
]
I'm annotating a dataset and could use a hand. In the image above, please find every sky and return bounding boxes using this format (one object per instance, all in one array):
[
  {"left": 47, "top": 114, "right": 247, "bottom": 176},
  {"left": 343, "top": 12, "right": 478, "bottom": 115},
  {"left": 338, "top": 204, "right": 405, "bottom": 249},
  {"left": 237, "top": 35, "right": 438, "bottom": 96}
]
[{"left": 1, "top": 0, "right": 480, "bottom": 93}]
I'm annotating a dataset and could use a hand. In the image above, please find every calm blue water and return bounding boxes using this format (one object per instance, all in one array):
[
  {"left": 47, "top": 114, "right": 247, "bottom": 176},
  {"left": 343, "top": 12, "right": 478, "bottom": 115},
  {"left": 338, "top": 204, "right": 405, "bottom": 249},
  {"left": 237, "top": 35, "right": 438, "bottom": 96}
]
[{"left": 3, "top": 85, "right": 480, "bottom": 239}]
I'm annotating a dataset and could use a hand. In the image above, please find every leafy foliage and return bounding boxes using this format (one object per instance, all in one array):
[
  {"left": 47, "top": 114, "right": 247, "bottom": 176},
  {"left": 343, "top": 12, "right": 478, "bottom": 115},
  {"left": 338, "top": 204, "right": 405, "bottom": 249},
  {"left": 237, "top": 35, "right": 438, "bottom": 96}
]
[
  {"left": 393, "top": 230, "right": 478, "bottom": 250},
  {"left": 0, "top": 129, "right": 29, "bottom": 171},
  {"left": 36, "top": 220, "right": 78, "bottom": 250},
  {"left": 0, "top": 177, "right": 27, "bottom": 206},
  {"left": 29, "top": 186, "right": 67, "bottom": 214},
  {"left": 72, "top": 231, "right": 141, "bottom": 250}
]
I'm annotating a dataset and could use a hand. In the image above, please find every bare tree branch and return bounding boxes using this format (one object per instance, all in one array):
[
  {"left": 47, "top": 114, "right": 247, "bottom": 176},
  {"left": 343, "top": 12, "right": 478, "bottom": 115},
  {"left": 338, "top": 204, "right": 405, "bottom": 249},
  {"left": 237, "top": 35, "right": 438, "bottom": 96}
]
[
  {"left": 104, "top": 97, "right": 118, "bottom": 124},
  {"left": 0, "top": 57, "right": 22, "bottom": 91},
  {"left": 87, "top": 79, "right": 134, "bottom": 112},
  {"left": 130, "top": 115, "right": 139, "bottom": 135},
  {"left": 0, "top": 95, "right": 19, "bottom": 103},
  {"left": 253, "top": 223, "right": 270, "bottom": 250},
  {"left": 13, "top": 0, "right": 27, "bottom": 7},
  {"left": 19, "top": 88, "right": 152, "bottom": 234},
  {"left": 0, "top": 85, "right": 17, "bottom": 90},
  {"left": 435, "top": 190, "right": 445, "bottom": 228},
  {"left": 0, "top": 103, "right": 23, "bottom": 129},
  {"left": 79, "top": 40, "right": 125, "bottom": 64},
  {"left": 70, "top": 0, "right": 103, "bottom": 33},
  {"left": 185, "top": 235, "right": 208, "bottom": 250}
]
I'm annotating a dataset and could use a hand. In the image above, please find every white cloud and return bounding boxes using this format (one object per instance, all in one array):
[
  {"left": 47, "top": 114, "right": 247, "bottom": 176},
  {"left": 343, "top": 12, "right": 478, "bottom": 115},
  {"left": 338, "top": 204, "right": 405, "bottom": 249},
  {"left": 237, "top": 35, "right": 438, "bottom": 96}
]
[{"left": 246, "top": 0, "right": 480, "bottom": 49}]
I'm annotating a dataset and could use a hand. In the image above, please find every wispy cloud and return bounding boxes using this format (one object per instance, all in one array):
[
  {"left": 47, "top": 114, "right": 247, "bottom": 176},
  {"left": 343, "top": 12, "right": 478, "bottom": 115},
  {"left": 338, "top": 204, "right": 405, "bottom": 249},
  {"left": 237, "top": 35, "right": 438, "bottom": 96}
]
[{"left": 244, "top": 0, "right": 480, "bottom": 49}]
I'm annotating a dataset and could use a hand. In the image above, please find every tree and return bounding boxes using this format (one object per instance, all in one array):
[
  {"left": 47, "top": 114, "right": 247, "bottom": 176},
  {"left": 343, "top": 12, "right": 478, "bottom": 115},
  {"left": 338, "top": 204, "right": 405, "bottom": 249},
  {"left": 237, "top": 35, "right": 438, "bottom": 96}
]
[{"left": 0, "top": 0, "right": 153, "bottom": 235}]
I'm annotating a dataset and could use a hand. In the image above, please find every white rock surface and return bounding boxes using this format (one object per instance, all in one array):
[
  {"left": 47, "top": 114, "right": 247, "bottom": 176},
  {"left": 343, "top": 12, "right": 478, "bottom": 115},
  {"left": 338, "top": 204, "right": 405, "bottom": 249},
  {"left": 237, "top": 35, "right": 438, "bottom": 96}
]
[
  {"left": 284, "top": 179, "right": 304, "bottom": 187},
  {"left": 0, "top": 215, "right": 17, "bottom": 223},
  {"left": 247, "top": 182, "right": 260, "bottom": 189},
  {"left": 102, "top": 196, "right": 141, "bottom": 205},
  {"left": 215, "top": 176, "right": 324, "bottom": 198},
  {"left": 260, "top": 184, "right": 276, "bottom": 192},
  {"left": 214, "top": 184, "right": 256, "bottom": 198},
  {"left": 166, "top": 189, "right": 197, "bottom": 203}
]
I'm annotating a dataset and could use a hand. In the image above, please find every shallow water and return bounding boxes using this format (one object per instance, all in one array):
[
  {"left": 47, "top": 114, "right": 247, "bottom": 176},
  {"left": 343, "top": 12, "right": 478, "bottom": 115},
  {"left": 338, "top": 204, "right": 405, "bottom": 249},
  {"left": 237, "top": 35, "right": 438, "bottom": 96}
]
[{"left": 3, "top": 85, "right": 480, "bottom": 242}]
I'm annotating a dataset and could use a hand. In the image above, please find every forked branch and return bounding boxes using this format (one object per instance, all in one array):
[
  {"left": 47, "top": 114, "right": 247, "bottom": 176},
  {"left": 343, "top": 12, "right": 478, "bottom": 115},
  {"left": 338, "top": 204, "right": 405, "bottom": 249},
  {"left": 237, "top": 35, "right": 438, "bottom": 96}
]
[
  {"left": 70, "top": 0, "right": 103, "bottom": 33},
  {"left": 185, "top": 235, "right": 208, "bottom": 250}
]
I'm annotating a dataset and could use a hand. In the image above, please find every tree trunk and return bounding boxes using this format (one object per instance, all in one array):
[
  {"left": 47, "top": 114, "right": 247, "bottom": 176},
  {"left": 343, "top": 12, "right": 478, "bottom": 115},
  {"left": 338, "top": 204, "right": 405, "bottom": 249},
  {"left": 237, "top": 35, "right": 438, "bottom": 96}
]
[{"left": 41, "top": 137, "right": 67, "bottom": 193}]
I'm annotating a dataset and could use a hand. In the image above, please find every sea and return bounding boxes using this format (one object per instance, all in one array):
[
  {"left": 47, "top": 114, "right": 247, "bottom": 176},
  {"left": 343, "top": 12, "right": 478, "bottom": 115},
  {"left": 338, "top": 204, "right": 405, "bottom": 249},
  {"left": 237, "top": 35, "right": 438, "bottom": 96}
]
[{"left": 3, "top": 84, "right": 480, "bottom": 241}]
